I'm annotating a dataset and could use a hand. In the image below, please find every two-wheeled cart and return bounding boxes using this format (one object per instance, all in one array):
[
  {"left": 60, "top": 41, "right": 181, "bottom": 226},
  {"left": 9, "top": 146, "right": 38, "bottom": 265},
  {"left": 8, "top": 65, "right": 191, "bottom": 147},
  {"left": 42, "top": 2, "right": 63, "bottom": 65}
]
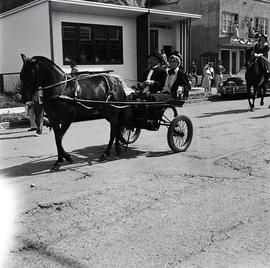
[{"left": 74, "top": 98, "right": 193, "bottom": 152}]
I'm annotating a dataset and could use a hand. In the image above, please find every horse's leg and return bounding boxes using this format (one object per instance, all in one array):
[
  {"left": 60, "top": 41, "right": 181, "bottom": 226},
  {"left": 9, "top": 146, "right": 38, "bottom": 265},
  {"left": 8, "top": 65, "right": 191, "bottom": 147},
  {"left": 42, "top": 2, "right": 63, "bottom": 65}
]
[
  {"left": 33, "top": 102, "right": 44, "bottom": 135},
  {"left": 59, "top": 121, "right": 73, "bottom": 163},
  {"left": 100, "top": 121, "right": 117, "bottom": 161},
  {"left": 51, "top": 120, "right": 73, "bottom": 170},
  {"left": 247, "top": 85, "right": 254, "bottom": 111},
  {"left": 115, "top": 125, "right": 122, "bottom": 156},
  {"left": 260, "top": 85, "right": 266, "bottom": 106}
]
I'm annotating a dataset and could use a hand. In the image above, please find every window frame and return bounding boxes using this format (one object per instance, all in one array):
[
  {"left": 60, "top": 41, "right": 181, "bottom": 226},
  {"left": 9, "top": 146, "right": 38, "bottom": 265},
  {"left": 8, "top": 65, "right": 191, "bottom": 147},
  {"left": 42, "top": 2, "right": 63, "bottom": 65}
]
[
  {"left": 62, "top": 22, "right": 123, "bottom": 65},
  {"left": 221, "top": 12, "right": 239, "bottom": 34},
  {"left": 254, "top": 17, "right": 268, "bottom": 35}
]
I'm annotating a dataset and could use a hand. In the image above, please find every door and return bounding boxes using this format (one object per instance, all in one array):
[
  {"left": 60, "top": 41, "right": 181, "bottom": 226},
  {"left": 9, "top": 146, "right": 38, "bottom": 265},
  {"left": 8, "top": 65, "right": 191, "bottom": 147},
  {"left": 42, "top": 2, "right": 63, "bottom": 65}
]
[
  {"left": 232, "top": 51, "right": 237, "bottom": 74},
  {"left": 221, "top": 50, "right": 230, "bottom": 74}
]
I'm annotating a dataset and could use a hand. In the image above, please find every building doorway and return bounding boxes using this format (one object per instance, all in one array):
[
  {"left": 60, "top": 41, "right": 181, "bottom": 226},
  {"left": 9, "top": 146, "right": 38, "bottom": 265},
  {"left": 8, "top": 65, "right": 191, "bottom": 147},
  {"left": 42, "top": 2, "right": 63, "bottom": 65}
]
[{"left": 220, "top": 49, "right": 243, "bottom": 74}]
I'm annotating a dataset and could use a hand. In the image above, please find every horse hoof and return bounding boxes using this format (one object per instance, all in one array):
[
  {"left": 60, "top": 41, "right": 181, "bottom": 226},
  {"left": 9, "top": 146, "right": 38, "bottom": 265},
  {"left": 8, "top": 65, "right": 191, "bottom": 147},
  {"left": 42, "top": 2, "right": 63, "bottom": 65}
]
[
  {"left": 99, "top": 153, "right": 109, "bottom": 162},
  {"left": 115, "top": 147, "right": 122, "bottom": 156},
  {"left": 51, "top": 163, "right": 60, "bottom": 171},
  {"left": 65, "top": 155, "right": 73, "bottom": 163}
]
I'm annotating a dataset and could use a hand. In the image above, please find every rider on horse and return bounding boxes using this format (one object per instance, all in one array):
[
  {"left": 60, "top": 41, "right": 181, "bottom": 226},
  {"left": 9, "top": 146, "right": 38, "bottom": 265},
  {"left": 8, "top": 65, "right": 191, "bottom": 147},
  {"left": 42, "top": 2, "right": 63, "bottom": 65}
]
[{"left": 253, "top": 34, "right": 270, "bottom": 83}]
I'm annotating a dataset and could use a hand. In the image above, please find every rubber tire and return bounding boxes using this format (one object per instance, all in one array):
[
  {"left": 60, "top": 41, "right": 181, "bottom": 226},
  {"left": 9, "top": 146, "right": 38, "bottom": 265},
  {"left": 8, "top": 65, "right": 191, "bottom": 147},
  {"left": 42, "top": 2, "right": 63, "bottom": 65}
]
[
  {"left": 167, "top": 115, "right": 193, "bottom": 152},
  {"left": 119, "top": 127, "right": 141, "bottom": 144}
]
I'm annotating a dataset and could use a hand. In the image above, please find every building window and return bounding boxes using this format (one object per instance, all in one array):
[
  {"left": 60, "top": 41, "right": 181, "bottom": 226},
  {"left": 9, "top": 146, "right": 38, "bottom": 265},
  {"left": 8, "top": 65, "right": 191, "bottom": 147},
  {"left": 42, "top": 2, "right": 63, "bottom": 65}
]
[
  {"left": 62, "top": 22, "right": 123, "bottom": 65},
  {"left": 255, "top": 17, "right": 268, "bottom": 35},
  {"left": 221, "top": 12, "right": 239, "bottom": 34}
]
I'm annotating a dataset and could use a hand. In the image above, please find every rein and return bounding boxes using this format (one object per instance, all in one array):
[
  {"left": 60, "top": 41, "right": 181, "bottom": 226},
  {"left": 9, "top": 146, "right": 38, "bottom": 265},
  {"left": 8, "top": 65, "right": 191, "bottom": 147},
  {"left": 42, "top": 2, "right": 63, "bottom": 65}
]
[{"left": 38, "top": 76, "right": 77, "bottom": 91}]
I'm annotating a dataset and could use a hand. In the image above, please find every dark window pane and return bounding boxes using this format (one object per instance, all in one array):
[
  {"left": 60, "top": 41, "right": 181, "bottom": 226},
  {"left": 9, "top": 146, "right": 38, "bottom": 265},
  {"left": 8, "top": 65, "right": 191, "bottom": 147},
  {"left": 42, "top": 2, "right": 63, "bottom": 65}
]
[
  {"left": 221, "top": 50, "right": 230, "bottom": 74},
  {"left": 63, "top": 41, "right": 77, "bottom": 63},
  {"left": 95, "top": 27, "right": 107, "bottom": 40},
  {"left": 79, "top": 26, "right": 91, "bottom": 41},
  {"left": 79, "top": 43, "right": 94, "bottom": 64},
  {"left": 63, "top": 25, "right": 77, "bottom": 40},
  {"left": 109, "top": 28, "right": 120, "bottom": 40},
  {"left": 62, "top": 23, "right": 123, "bottom": 65}
]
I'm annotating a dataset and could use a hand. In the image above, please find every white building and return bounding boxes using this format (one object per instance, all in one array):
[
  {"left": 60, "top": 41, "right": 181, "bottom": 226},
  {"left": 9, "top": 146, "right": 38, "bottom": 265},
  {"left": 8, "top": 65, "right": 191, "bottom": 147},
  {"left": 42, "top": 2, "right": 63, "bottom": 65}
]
[{"left": 0, "top": 0, "right": 201, "bottom": 92}]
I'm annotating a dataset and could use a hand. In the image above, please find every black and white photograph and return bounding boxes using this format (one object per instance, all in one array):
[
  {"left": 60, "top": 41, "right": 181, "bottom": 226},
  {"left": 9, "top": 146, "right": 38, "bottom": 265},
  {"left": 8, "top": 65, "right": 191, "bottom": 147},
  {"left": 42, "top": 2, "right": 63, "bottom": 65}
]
[{"left": 0, "top": 0, "right": 270, "bottom": 267}]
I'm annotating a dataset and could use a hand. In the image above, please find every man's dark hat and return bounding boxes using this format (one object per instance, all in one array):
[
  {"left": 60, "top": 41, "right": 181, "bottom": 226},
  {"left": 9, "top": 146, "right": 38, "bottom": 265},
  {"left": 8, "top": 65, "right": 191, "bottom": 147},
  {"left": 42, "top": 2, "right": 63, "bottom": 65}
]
[
  {"left": 148, "top": 52, "right": 163, "bottom": 62},
  {"left": 171, "top": 50, "right": 183, "bottom": 61}
]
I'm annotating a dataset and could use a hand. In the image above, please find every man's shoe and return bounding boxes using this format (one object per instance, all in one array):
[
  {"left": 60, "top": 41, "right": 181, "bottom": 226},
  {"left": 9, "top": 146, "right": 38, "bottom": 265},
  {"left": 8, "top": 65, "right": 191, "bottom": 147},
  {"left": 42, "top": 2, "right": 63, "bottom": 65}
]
[{"left": 28, "top": 128, "right": 37, "bottom": 131}]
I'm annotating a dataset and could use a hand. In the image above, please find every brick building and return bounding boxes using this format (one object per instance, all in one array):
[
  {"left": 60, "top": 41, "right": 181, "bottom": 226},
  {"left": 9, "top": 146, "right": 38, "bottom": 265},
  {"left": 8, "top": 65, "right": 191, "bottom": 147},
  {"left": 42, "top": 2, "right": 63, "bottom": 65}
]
[{"left": 149, "top": 0, "right": 270, "bottom": 74}]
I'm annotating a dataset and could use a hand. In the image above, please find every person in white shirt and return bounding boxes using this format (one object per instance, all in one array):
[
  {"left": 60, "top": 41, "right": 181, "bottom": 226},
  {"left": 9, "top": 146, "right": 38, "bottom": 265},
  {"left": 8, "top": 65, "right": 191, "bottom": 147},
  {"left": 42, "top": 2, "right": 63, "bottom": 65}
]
[{"left": 161, "top": 54, "right": 191, "bottom": 99}]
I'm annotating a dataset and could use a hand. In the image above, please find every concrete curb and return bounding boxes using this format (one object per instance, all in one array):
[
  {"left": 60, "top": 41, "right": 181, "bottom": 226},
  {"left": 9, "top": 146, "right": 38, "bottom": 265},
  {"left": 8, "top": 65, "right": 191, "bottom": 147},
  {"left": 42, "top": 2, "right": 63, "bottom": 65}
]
[{"left": 0, "top": 119, "right": 29, "bottom": 129}]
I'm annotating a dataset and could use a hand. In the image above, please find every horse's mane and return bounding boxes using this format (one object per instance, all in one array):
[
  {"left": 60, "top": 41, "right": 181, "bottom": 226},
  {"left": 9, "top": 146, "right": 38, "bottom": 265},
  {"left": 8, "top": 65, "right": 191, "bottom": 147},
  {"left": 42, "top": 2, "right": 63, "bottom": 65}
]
[{"left": 32, "top": 56, "right": 65, "bottom": 75}]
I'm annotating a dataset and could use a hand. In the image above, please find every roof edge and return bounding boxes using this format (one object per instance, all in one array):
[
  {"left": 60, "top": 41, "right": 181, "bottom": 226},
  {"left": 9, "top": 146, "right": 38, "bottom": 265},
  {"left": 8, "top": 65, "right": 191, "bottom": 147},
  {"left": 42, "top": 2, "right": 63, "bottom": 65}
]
[
  {"left": 0, "top": 0, "right": 201, "bottom": 20},
  {"left": 149, "top": 8, "right": 201, "bottom": 19},
  {"left": 0, "top": 0, "right": 48, "bottom": 18}
]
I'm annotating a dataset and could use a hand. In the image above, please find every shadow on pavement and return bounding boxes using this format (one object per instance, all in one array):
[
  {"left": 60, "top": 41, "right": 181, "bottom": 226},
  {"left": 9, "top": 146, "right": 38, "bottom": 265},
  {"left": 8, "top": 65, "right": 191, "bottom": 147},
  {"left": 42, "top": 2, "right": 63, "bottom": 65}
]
[
  {"left": 0, "top": 144, "right": 145, "bottom": 178},
  {"left": 249, "top": 113, "right": 270, "bottom": 119},
  {"left": 19, "top": 239, "right": 88, "bottom": 268},
  {"left": 145, "top": 150, "right": 175, "bottom": 157},
  {"left": 197, "top": 108, "right": 250, "bottom": 118}
]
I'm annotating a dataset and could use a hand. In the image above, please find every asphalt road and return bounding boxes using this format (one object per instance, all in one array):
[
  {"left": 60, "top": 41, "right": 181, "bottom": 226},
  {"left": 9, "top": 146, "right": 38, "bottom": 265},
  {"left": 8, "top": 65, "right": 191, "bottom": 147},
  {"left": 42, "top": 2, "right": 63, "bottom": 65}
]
[{"left": 0, "top": 96, "right": 270, "bottom": 268}]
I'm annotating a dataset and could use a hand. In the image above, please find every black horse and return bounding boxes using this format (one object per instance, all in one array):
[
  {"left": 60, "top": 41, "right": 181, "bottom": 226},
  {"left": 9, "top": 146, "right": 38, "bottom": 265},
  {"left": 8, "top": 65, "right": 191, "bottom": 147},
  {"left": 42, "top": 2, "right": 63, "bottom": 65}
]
[
  {"left": 245, "top": 47, "right": 267, "bottom": 111},
  {"left": 20, "top": 54, "right": 126, "bottom": 170}
]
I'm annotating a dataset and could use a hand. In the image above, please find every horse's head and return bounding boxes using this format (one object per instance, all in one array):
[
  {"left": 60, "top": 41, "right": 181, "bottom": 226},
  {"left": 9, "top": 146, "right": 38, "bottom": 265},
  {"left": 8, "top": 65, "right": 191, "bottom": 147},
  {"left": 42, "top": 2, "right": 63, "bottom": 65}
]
[
  {"left": 20, "top": 54, "right": 65, "bottom": 103},
  {"left": 20, "top": 54, "right": 41, "bottom": 103}
]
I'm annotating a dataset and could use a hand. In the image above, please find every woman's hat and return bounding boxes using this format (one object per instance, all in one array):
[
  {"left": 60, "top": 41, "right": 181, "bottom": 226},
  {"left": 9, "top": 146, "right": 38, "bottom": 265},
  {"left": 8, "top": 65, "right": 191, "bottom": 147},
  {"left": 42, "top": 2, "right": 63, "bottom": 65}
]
[{"left": 171, "top": 51, "right": 183, "bottom": 61}]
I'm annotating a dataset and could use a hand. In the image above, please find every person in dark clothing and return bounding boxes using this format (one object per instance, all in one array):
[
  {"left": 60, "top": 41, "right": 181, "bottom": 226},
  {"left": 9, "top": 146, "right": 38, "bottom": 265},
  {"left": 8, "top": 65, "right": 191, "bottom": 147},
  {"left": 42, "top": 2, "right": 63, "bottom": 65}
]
[
  {"left": 253, "top": 34, "right": 270, "bottom": 75},
  {"left": 139, "top": 52, "right": 167, "bottom": 94},
  {"left": 190, "top": 61, "right": 198, "bottom": 86},
  {"left": 214, "top": 60, "right": 226, "bottom": 91}
]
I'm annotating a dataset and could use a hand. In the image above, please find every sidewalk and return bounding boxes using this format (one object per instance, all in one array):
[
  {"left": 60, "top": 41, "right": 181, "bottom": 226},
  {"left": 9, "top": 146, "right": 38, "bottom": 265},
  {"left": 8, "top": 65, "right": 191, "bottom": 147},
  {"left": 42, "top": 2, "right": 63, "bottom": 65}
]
[{"left": 0, "top": 106, "right": 25, "bottom": 115}]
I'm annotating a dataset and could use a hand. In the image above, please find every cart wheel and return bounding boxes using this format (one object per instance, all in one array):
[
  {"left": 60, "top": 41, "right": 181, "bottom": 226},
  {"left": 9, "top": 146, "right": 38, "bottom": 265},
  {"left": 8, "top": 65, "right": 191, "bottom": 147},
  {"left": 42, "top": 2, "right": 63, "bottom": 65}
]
[
  {"left": 161, "top": 106, "right": 178, "bottom": 126},
  {"left": 119, "top": 127, "right": 141, "bottom": 144},
  {"left": 167, "top": 115, "right": 193, "bottom": 152}
]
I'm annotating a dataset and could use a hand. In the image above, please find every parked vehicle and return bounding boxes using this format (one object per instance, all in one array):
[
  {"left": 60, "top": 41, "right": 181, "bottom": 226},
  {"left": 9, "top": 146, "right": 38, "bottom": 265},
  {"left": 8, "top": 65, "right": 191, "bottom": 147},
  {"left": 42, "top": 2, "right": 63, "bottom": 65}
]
[
  {"left": 218, "top": 68, "right": 247, "bottom": 96},
  {"left": 218, "top": 67, "right": 270, "bottom": 97}
]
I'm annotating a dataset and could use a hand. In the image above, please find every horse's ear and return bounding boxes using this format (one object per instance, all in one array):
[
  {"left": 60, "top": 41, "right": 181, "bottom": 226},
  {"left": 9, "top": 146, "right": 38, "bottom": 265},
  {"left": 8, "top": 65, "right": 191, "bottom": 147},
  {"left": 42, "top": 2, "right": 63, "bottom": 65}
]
[{"left": 21, "top": 54, "right": 28, "bottom": 63}]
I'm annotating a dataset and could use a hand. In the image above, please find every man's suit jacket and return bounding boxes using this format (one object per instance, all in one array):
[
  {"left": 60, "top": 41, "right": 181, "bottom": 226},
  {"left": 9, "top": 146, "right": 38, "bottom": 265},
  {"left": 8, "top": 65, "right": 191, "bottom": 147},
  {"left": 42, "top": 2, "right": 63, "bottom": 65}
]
[
  {"left": 142, "top": 66, "right": 167, "bottom": 93},
  {"left": 170, "top": 70, "right": 191, "bottom": 98}
]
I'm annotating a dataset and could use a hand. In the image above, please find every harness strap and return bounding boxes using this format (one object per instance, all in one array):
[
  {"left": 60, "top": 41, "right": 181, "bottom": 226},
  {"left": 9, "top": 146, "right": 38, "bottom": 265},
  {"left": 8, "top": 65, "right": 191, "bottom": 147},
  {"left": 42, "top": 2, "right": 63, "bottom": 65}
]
[{"left": 38, "top": 76, "right": 77, "bottom": 91}]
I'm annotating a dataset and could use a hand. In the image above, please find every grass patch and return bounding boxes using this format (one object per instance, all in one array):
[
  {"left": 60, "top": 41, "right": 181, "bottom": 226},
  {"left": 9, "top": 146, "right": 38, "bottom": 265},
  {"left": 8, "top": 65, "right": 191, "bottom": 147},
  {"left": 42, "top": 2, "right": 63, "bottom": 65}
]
[
  {"left": 0, "top": 92, "right": 26, "bottom": 123},
  {"left": 0, "top": 112, "right": 28, "bottom": 123},
  {"left": 0, "top": 92, "right": 24, "bottom": 109}
]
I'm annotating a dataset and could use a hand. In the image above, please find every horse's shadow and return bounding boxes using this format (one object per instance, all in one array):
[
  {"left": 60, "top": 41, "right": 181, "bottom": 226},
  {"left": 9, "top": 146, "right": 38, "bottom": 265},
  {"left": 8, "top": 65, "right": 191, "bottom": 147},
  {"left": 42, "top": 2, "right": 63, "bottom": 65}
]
[
  {"left": 0, "top": 134, "right": 40, "bottom": 140},
  {"left": 0, "top": 144, "right": 145, "bottom": 178},
  {"left": 250, "top": 113, "right": 270, "bottom": 119},
  {"left": 197, "top": 108, "right": 252, "bottom": 118}
]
